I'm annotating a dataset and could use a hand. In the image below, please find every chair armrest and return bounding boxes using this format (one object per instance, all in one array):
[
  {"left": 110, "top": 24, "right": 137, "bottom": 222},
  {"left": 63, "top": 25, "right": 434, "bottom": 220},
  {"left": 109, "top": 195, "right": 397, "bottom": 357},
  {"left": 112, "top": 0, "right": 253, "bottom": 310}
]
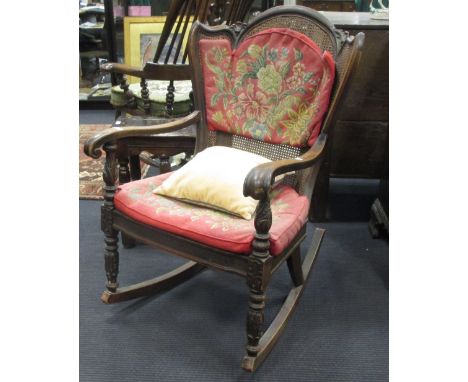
[
  {"left": 84, "top": 111, "right": 200, "bottom": 159},
  {"left": 101, "top": 62, "right": 192, "bottom": 81},
  {"left": 100, "top": 62, "right": 146, "bottom": 78},
  {"left": 243, "top": 134, "right": 327, "bottom": 200}
]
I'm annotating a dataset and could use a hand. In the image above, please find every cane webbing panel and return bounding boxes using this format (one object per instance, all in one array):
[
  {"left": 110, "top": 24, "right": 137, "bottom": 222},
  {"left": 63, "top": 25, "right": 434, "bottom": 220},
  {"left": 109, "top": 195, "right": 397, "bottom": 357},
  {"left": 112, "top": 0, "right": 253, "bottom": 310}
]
[
  {"left": 206, "top": 131, "right": 302, "bottom": 190},
  {"left": 207, "top": 131, "right": 301, "bottom": 160},
  {"left": 333, "top": 36, "right": 353, "bottom": 99},
  {"left": 241, "top": 15, "right": 337, "bottom": 57},
  {"left": 231, "top": 135, "right": 301, "bottom": 161}
]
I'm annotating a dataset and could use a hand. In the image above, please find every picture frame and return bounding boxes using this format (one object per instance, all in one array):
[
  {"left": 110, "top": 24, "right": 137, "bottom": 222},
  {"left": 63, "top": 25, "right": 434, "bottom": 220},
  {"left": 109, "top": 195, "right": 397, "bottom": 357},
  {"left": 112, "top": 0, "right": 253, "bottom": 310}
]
[{"left": 124, "top": 16, "right": 191, "bottom": 83}]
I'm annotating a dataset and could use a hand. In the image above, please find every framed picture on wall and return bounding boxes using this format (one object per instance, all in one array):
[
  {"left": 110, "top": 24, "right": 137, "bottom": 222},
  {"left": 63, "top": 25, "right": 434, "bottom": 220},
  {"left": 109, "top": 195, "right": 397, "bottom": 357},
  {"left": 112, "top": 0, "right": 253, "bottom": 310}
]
[{"left": 124, "top": 16, "right": 191, "bottom": 83}]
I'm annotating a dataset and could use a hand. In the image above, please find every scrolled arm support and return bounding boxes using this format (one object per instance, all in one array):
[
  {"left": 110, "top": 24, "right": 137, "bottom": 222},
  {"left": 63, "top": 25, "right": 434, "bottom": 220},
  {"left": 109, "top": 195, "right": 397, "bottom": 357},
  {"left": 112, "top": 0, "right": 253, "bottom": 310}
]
[
  {"left": 83, "top": 111, "right": 201, "bottom": 159},
  {"left": 243, "top": 133, "right": 328, "bottom": 200}
]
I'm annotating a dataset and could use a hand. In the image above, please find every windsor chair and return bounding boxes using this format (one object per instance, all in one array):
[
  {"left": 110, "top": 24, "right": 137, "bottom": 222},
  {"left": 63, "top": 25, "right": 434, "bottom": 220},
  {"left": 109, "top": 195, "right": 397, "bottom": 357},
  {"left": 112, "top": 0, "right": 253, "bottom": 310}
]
[{"left": 103, "top": 0, "right": 255, "bottom": 119}]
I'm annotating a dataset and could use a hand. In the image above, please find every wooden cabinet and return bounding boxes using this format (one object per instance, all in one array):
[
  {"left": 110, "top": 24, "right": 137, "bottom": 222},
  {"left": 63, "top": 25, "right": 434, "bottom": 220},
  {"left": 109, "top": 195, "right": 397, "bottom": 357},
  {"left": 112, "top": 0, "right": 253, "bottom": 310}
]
[
  {"left": 297, "top": 0, "right": 356, "bottom": 12},
  {"left": 309, "top": 12, "right": 388, "bottom": 221},
  {"left": 322, "top": 12, "right": 389, "bottom": 179}
]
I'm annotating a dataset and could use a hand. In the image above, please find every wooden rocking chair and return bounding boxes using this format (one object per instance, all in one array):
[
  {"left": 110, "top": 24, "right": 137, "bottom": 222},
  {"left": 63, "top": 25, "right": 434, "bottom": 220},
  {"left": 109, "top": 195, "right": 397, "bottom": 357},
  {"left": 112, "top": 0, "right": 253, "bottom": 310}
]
[{"left": 85, "top": 5, "right": 364, "bottom": 371}]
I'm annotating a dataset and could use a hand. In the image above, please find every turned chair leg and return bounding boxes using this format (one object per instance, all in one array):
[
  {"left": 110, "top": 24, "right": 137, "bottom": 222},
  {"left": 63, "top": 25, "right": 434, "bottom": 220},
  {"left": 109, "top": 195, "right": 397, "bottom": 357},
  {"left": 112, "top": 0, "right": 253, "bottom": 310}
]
[
  {"left": 242, "top": 228, "right": 326, "bottom": 372},
  {"left": 102, "top": 143, "right": 120, "bottom": 292},
  {"left": 245, "top": 198, "right": 272, "bottom": 359},
  {"left": 246, "top": 272, "right": 268, "bottom": 358},
  {"left": 104, "top": 227, "right": 120, "bottom": 292}
]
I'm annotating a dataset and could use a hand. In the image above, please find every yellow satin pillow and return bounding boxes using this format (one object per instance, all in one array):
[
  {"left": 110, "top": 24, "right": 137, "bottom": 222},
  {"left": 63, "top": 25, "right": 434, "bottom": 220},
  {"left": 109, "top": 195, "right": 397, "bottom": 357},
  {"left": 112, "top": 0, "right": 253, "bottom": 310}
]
[{"left": 153, "top": 146, "right": 273, "bottom": 220}]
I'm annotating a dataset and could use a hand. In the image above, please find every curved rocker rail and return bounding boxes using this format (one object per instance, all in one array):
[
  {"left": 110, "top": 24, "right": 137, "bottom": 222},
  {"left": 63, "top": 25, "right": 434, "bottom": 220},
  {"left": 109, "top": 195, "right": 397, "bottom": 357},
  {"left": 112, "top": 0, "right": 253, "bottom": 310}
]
[
  {"left": 242, "top": 227, "right": 325, "bottom": 372},
  {"left": 101, "top": 261, "right": 206, "bottom": 304}
]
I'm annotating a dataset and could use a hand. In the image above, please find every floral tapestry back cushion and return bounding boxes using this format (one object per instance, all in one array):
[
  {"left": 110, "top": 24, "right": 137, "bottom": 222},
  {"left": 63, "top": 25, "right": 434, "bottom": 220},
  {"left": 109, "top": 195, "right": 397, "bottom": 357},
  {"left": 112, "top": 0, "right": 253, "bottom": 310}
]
[{"left": 199, "top": 28, "right": 335, "bottom": 147}]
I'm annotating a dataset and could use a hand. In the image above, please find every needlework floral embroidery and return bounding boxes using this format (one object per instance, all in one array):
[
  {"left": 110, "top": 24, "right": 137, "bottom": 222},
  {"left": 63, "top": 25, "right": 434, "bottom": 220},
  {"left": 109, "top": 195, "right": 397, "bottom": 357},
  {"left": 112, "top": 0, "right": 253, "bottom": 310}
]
[
  {"left": 125, "top": 176, "right": 291, "bottom": 232},
  {"left": 200, "top": 29, "right": 335, "bottom": 147}
]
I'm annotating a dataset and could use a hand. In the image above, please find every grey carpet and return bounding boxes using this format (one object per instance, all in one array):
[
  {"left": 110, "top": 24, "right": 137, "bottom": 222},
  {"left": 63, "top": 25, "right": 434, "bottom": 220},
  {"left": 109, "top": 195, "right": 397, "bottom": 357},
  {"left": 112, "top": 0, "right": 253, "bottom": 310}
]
[
  {"left": 80, "top": 109, "right": 116, "bottom": 125},
  {"left": 80, "top": 201, "right": 388, "bottom": 382}
]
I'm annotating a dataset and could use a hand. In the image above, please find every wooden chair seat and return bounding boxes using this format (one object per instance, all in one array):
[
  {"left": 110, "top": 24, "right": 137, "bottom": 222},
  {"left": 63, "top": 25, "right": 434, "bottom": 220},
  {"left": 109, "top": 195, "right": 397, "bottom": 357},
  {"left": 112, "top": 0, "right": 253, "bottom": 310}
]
[
  {"left": 114, "top": 172, "right": 310, "bottom": 255},
  {"left": 110, "top": 80, "right": 193, "bottom": 117}
]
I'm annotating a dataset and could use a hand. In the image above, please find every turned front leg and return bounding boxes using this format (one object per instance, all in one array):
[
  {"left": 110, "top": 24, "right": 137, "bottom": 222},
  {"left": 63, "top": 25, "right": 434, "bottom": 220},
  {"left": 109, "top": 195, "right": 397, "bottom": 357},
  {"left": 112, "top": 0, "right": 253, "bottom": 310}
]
[
  {"left": 102, "top": 142, "right": 119, "bottom": 292},
  {"left": 246, "top": 197, "right": 272, "bottom": 357}
]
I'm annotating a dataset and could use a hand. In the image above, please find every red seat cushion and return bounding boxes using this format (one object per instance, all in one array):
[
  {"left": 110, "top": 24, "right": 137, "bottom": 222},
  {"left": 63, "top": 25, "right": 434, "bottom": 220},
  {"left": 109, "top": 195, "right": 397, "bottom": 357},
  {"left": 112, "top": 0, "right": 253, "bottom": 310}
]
[{"left": 114, "top": 173, "right": 309, "bottom": 256}]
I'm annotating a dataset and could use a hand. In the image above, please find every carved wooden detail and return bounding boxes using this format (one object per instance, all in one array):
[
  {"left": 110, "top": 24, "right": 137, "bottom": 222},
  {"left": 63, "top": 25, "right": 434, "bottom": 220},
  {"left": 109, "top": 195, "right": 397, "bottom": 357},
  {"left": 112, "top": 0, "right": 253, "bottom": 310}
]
[
  {"left": 229, "top": 21, "right": 247, "bottom": 34},
  {"left": 140, "top": 78, "right": 151, "bottom": 114},
  {"left": 253, "top": 197, "right": 272, "bottom": 240},
  {"left": 120, "top": 76, "right": 136, "bottom": 109},
  {"left": 247, "top": 256, "right": 267, "bottom": 295},
  {"left": 165, "top": 80, "right": 175, "bottom": 116},
  {"left": 246, "top": 197, "right": 272, "bottom": 357},
  {"left": 104, "top": 233, "right": 119, "bottom": 292},
  {"left": 102, "top": 143, "right": 119, "bottom": 292},
  {"left": 102, "top": 143, "right": 118, "bottom": 203},
  {"left": 246, "top": 305, "right": 264, "bottom": 355}
]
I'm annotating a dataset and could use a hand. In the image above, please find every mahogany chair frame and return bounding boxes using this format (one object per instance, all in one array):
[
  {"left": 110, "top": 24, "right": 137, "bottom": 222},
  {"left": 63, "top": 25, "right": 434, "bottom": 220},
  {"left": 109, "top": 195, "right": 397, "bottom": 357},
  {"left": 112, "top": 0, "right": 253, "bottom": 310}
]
[{"left": 85, "top": 5, "right": 364, "bottom": 371}]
